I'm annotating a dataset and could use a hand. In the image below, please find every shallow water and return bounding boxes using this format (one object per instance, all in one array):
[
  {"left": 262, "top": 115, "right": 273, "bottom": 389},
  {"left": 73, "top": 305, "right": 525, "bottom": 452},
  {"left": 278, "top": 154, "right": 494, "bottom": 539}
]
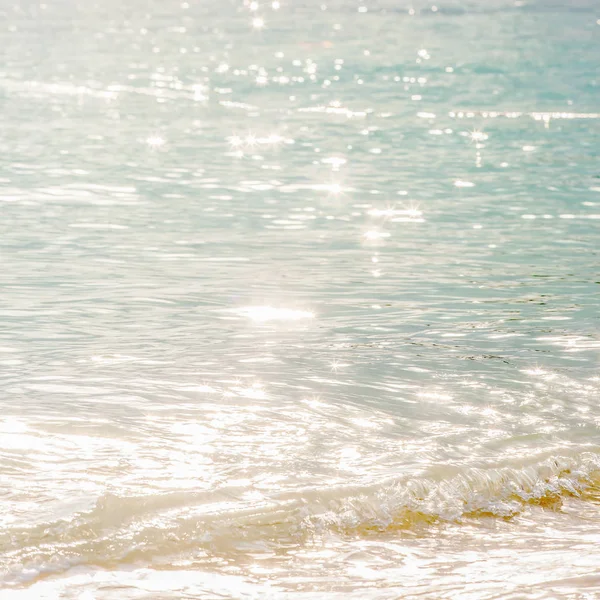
[{"left": 1, "top": 0, "right": 600, "bottom": 598}]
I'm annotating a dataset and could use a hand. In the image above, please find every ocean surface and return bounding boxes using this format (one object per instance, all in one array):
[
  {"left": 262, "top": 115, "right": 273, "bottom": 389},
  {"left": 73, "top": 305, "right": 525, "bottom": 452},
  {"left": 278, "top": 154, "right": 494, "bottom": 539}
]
[{"left": 1, "top": 0, "right": 600, "bottom": 598}]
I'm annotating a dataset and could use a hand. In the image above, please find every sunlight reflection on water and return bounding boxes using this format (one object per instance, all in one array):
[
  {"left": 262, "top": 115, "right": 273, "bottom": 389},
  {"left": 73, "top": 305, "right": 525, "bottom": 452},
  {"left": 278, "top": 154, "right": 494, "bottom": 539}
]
[{"left": 1, "top": 0, "right": 600, "bottom": 597}]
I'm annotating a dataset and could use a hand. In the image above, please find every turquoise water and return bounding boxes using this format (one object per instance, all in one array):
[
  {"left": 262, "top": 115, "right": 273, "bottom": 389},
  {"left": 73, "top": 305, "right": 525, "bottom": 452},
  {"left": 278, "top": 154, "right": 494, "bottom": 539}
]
[{"left": 1, "top": 1, "right": 600, "bottom": 598}]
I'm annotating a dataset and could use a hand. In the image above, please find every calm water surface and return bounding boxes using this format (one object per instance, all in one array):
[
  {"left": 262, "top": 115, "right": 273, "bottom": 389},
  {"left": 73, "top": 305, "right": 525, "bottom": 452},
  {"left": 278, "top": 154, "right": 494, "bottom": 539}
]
[{"left": 1, "top": 0, "right": 600, "bottom": 598}]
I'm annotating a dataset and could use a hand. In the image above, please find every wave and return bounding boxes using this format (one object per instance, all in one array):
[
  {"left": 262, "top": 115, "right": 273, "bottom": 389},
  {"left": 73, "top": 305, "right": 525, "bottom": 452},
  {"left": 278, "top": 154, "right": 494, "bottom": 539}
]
[{"left": 2, "top": 452, "right": 600, "bottom": 585}]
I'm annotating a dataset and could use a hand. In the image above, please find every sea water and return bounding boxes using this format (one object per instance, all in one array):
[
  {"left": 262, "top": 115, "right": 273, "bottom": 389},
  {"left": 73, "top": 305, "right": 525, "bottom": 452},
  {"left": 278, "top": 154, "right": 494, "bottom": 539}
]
[{"left": 1, "top": 0, "right": 600, "bottom": 598}]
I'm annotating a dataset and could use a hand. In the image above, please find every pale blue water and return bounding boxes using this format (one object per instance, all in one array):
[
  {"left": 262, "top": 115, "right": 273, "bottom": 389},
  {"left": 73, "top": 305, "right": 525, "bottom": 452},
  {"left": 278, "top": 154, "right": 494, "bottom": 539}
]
[{"left": 1, "top": 1, "right": 600, "bottom": 598}]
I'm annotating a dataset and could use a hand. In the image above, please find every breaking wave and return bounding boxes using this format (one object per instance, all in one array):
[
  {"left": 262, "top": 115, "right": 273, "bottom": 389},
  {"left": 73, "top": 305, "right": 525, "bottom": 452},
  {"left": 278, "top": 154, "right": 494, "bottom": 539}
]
[{"left": 3, "top": 452, "right": 600, "bottom": 585}]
